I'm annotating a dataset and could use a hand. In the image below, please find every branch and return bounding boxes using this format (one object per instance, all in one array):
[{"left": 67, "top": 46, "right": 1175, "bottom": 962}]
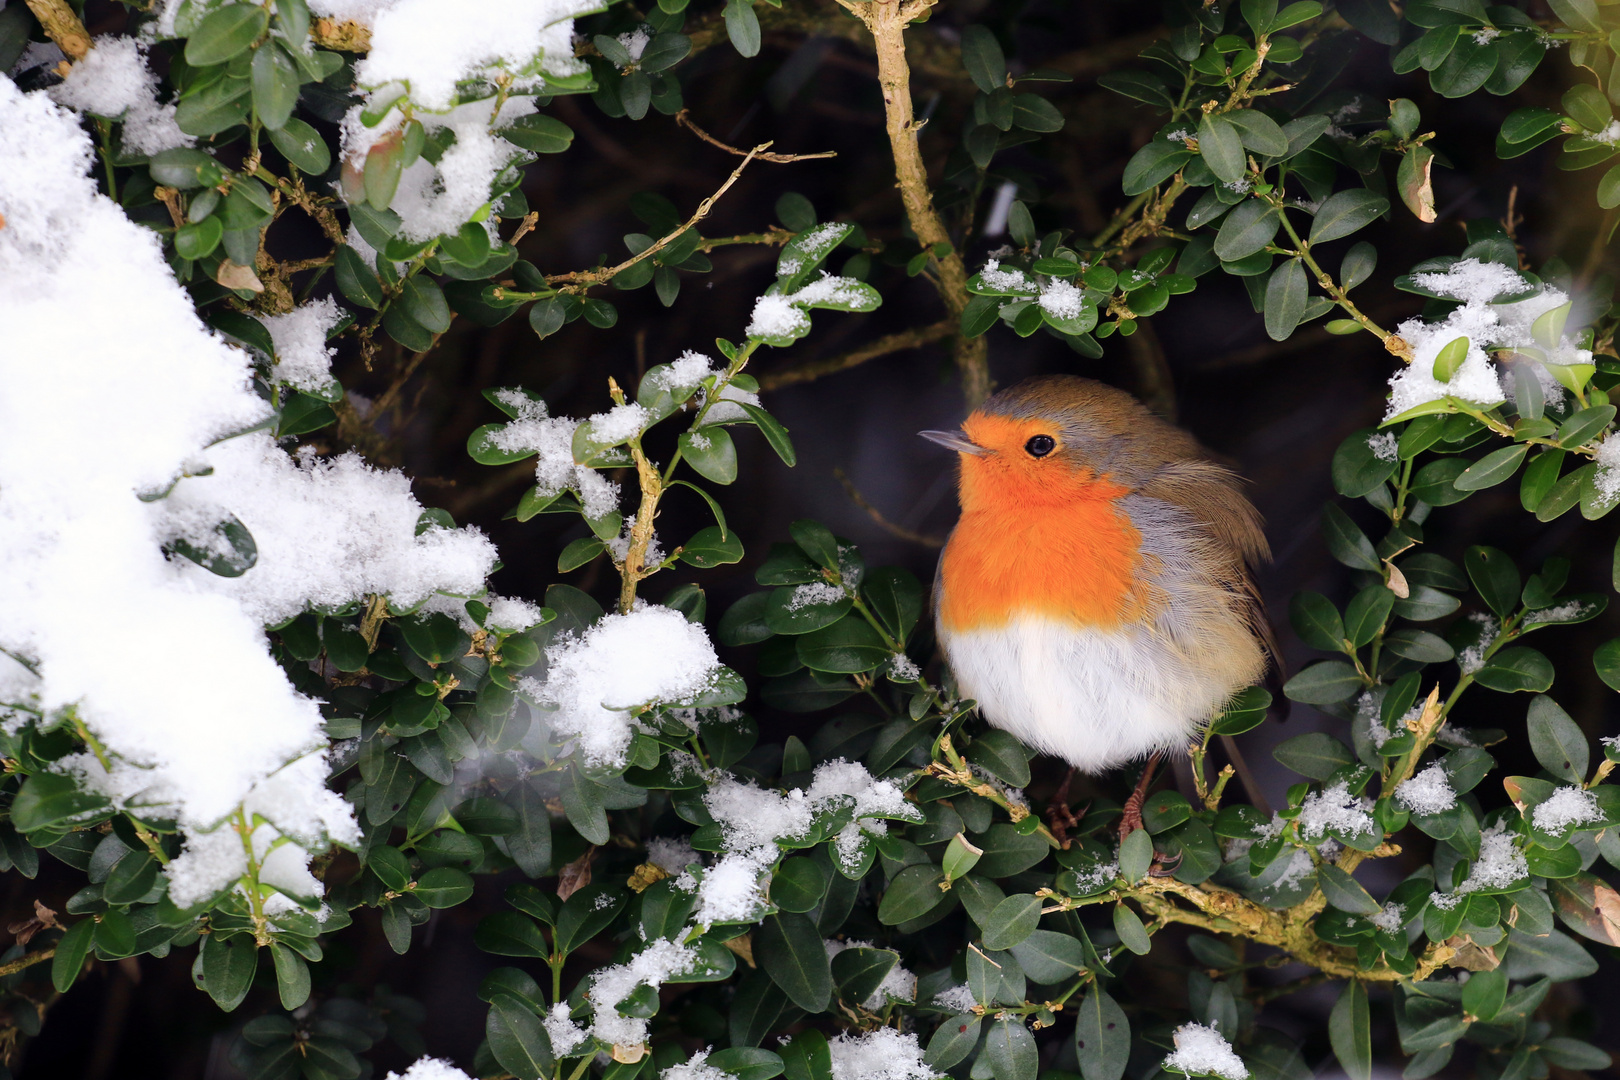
[
  {"left": 758, "top": 319, "right": 953, "bottom": 390},
  {"left": 545, "top": 144, "right": 771, "bottom": 291},
  {"left": 23, "top": 0, "right": 89, "bottom": 60},
  {"left": 833, "top": 467, "right": 944, "bottom": 548},
  {"left": 0, "top": 946, "right": 55, "bottom": 980},
  {"left": 676, "top": 110, "right": 837, "bottom": 164},
  {"left": 847, "top": 0, "right": 990, "bottom": 407}
]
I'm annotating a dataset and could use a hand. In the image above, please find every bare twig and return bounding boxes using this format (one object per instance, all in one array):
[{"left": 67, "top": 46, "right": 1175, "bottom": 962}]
[
  {"left": 759, "top": 319, "right": 953, "bottom": 390},
  {"left": 833, "top": 467, "right": 945, "bottom": 548},
  {"left": 676, "top": 109, "right": 837, "bottom": 163},
  {"left": 546, "top": 144, "right": 771, "bottom": 291},
  {"left": 0, "top": 946, "right": 55, "bottom": 980}
]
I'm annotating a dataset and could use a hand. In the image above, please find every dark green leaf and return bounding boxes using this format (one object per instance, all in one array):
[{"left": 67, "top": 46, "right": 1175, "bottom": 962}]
[{"left": 755, "top": 912, "right": 833, "bottom": 1012}]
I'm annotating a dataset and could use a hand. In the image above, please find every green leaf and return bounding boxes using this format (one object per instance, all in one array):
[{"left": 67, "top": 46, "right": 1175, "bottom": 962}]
[
  {"left": 1074, "top": 989, "right": 1130, "bottom": 1080},
  {"left": 474, "top": 911, "right": 549, "bottom": 957},
  {"left": 1310, "top": 189, "right": 1389, "bottom": 243},
  {"left": 1112, "top": 904, "right": 1151, "bottom": 954},
  {"left": 335, "top": 244, "right": 383, "bottom": 309},
  {"left": 250, "top": 41, "right": 300, "bottom": 130},
  {"left": 1474, "top": 647, "right": 1554, "bottom": 693},
  {"left": 963, "top": 730, "right": 1031, "bottom": 788},
  {"left": 926, "top": 1015, "right": 981, "bottom": 1071},
  {"left": 503, "top": 114, "right": 575, "bottom": 154},
  {"left": 51, "top": 919, "right": 95, "bottom": 993},
  {"left": 1282, "top": 662, "right": 1363, "bottom": 706},
  {"left": 1007, "top": 929, "right": 1086, "bottom": 983},
  {"left": 11, "top": 773, "right": 110, "bottom": 834},
  {"left": 1118, "top": 827, "right": 1153, "bottom": 883},
  {"left": 1456, "top": 443, "right": 1528, "bottom": 490},
  {"left": 185, "top": 5, "right": 269, "bottom": 66},
  {"left": 1556, "top": 404, "right": 1615, "bottom": 449},
  {"left": 401, "top": 276, "right": 452, "bottom": 334},
  {"left": 1273, "top": 732, "right": 1356, "bottom": 778},
  {"left": 709, "top": 1048, "right": 786, "bottom": 1080},
  {"left": 268, "top": 116, "right": 331, "bottom": 174},
  {"left": 1541, "top": 1039, "right": 1612, "bottom": 1071},
  {"left": 270, "top": 942, "right": 311, "bottom": 1010},
  {"left": 755, "top": 912, "right": 833, "bottom": 1012},
  {"left": 201, "top": 932, "right": 258, "bottom": 1012},
  {"left": 1332, "top": 428, "right": 1398, "bottom": 497},
  {"left": 1461, "top": 967, "right": 1506, "bottom": 1022},
  {"left": 104, "top": 849, "right": 159, "bottom": 905},
  {"left": 1213, "top": 201, "right": 1280, "bottom": 262},
  {"left": 1344, "top": 585, "right": 1393, "bottom": 647},
  {"left": 1198, "top": 112, "right": 1247, "bottom": 184},
  {"left": 973, "top": 824, "right": 1051, "bottom": 877},
  {"left": 985, "top": 1019, "right": 1038, "bottom": 1080},
  {"left": 1290, "top": 591, "right": 1346, "bottom": 651},
  {"left": 1318, "top": 864, "right": 1381, "bottom": 914},
  {"left": 1228, "top": 110, "right": 1289, "bottom": 157},
  {"left": 1322, "top": 503, "right": 1380, "bottom": 571},
  {"left": 487, "top": 994, "right": 554, "bottom": 1080},
  {"left": 1563, "top": 82, "right": 1612, "bottom": 131},
  {"left": 796, "top": 617, "right": 887, "bottom": 674},
  {"left": 736, "top": 402, "right": 797, "bottom": 467},
  {"left": 679, "top": 525, "right": 744, "bottom": 568},
  {"left": 680, "top": 427, "right": 739, "bottom": 485},
  {"left": 830, "top": 946, "right": 896, "bottom": 1005},
  {"left": 1121, "top": 141, "right": 1193, "bottom": 196},
  {"left": 1465, "top": 546, "right": 1521, "bottom": 618},
  {"left": 1264, "top": 258, "right": 1308, "bottom": 341},
  {"left": 982, "top": 894, "right": 1043, "bottom": 951},
  {"left": 414, "top": 866, "right": 475, "bottom": 908},
  {"left": 1526, "top": 695, "right": 1588, "bottom": 783},
  {"left": 1432, "top": 336, "right": 1470, "bottom": 382},
  {"left": 1330, "top": 980, "right": 1371, "bottom": 1080},
  {"left": 878, "top": 864, "right": 949, "bottom": 924},
  {"left": 959, "top": 27, "right": 1010, "bottom": 93},
  {"left": 723, "top": 0, "right": 760, "bottom": 56}
]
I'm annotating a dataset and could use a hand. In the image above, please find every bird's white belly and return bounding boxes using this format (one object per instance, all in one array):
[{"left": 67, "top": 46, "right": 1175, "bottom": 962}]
[{"left": 938, "top": 615, "right": 1235, "bottom": 773}]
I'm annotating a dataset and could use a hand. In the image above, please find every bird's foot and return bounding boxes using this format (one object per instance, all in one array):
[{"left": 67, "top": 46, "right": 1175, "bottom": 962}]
[
  {"left": 1148, "top": 850, "right": 1183, "bottom": 877},
  {"left": 1118, "top": 752, "right": 1161, "bottom": 844},
  {"left": 1045, "top": 766, "right": 1080, "bottom": 844}
]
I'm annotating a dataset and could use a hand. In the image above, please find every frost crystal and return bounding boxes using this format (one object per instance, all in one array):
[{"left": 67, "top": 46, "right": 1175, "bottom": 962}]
[
  {"left": 1369, "top": 901, "right": 1406, "bottom": 933},
  {"left": 385, "top": 1059, "right": 475, "bottom": 1080},
  {"left": 1163, "top": 1023, "right": 1248, "bottom": 1080},
  {"left": 647, "top": 836, "right": 699, "bottom": 875},
  {"left": 1367, "top": 432, "right": 1398, "bottom": 462},
  {"left": 1395, "top": 764, "right": 1457, "bottom": 815},
  {"left": 1449, "top": 821, "right": 1529, "bottom": 897},
  {"left": 587, "top": 938, "right": 698, "bottom": 1049},
  {"left": 532, "top": 606, "right": 721, "bottom": 767},
  {"left": 1038, "top": 278, "right": 1085, "bottom": 320},
  {"left": 486, "top": 396, "right": 622, "bottom": 520},
  {"left": 662, "top": 1050, "right": 729, "bottom": 1080},
  {"left": 787, "top": 582, "right": 844, "bottom": 610},
  {"left": 977, "top": 258, "right": 1031, "bottom": 293},
  {"left": 932, "top": 984, "right": 977, "bottom": 1012},
  {"left": 1532, "top": 785, "right": 1603, "bottom": 833},
  {"left": 1593, "top": 433, "right": 1620, "bottom": 502},
  {"left": 543, "top": 1003, "right": 590, "bottom": 1057}
]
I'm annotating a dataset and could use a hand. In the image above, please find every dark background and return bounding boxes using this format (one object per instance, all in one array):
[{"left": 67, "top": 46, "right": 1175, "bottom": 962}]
[{"left": 13, "top": 0, "right": 1620, "bottom": 1075}]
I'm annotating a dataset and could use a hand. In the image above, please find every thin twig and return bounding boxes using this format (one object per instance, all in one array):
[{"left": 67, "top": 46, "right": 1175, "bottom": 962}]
[
  {"left": 759, "top": 319, "right": 953, "bottom": 390},
  {"left": 0, "top": 947, "right": 55, "bottom": 980},
  {"left": 833, "top": 467, "right": 945, "bottom": 548},
  {"left": 675, "top": 109, "right": 837, "bottom": 164},
  {"left": 546, "top": 144, "right": 772, "bottom": 290},
  {"left": 23, "top": 0, "right": 89, "bottom": 59}
]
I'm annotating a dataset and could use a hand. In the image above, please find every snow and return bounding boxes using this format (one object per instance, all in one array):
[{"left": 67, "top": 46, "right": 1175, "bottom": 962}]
[
  {"left": 1590, "top": 120, "right": 1620, "bottom": 147},
  {"left": 586, "top": 938, "right": 698, "bottom": 1049},
  {"left": 1386, "top": 260, "right": 1590, "bottom": 419},
  {"left": 1457, "top": 613, "right": 1497, "bottom": 676},
  {"left": 662, "top": 1051, "right": 729, "bottom": 1080},
  {"left": 1527, "top": 599, "right": 1597, "bottom": 623},
  {"left": 827, "top": 1028, "right": 937, "bottom": 1080},
  {"left": 697, "top": 760, "right": 917, "bottom": 922},
  {"left": 647, "top": 836, "right": 699, "bottom": 875},
  {"left": 1038, "top": 279, "right": 1084, "bottom": 320},
  {"left": 486, "top": 595, "right": 544, "bottom": 632},
  {"left": 1369, "top": 901, "right": 1406, "bottom": 932},
  {"left": 824, "top": 939, "right": 915, "bottom": 1009},
  {"left": 485, "top": 395, "right": 621, "bottom": 520},
  {"left": 1396, "top": 764, "right": 1457, "bottom": 815},
  {"left": 698, "top": 382, "right": 760, "bottom": 425},
  {"left": 48, "top": 37, "right": 191, "bottom": 156},
  {"left": 530, "top": 605, "right": 721, "bottom": 768},
  {"left": 342, "top": 93, "right": 539, "bottom": 242},
  {"left": 888, "top": 655, "right": 921, "bottom": 682},
  {"left": 309, "top": 0, "right": 401, "bottom": 21},
  {"left": 262, "top": 298, "right": 344, "bottom": 394},
  {"left": 0, "top": 79, "right": 401, "bottom": 908},
  {"left": 543, "top": 1002, "right": 590, "bottom": 1057},
  {"left": 1163, "top": 1023, "right": 1248, "bottom": 1080},
  {"left": 978, "top": 258, "right": 1032, "bottom": 293},
  {"left": 589, "top": 402, "right": 651, "bottom": 444},
  {"left": 615, "top": 27, "right": 652, "bottom": 66},
  {"left": 1295, "top": 781, "right": 1375, "bottom": 843},
  {"left": 745, "top": 272, "right": 872, "bottom": 339},
  {"left": 1594, "top": 434, "right": 1620, "bottom": 501},
  {"left": 1532, "top": 785, "right": 1602, "bottom": 833},
  {"left": 933, "top": 984, "right": 977, "bottom": 1012},
  {"left": 161, "top": 435, "right": 498, "bottom": 626},
  {"left": 385, "top": 1059, "right": 475, "bottom": 1080},
  {"left": 787, "top": 583, "right": 844, "bottom": 610},
  {"left": 1068, "top": 858, "right": 1118, "bottom": 894},
  {"left": 353, "top": 0, "right": 597, "bottom": 111},
  {"left": 649, "top": 351, "right": 717, "bottom": 393},
  {"left": 1451, "top": 821, "right": 1529, "bottom": 896},
  {"left": 1269, "top": 847, "right": 1315, "bottom": 890},
  {"left": 1367, "top": 432, "right": 1398, "bottom": 462}
]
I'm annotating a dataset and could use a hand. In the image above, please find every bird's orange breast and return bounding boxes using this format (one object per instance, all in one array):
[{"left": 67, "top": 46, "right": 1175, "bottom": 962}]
[{"left": 937, "top": 416, "right": 1146, "bottom": 633}]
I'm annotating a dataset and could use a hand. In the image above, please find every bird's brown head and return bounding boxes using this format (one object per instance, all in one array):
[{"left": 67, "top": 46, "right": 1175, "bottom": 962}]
[{"left": 920, "top": 375, "right": 1198, "bottom": 512}]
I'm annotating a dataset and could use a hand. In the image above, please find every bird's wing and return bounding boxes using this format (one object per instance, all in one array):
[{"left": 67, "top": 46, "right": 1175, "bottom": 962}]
[{"left": 1134, "top": 460, "right": 1284, "bottom": 685}]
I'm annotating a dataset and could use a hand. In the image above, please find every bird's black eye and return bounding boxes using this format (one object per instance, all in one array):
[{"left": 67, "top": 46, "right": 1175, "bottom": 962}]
[{"left": 1025, "top": 435, "right": 1056, "bottom": 458}]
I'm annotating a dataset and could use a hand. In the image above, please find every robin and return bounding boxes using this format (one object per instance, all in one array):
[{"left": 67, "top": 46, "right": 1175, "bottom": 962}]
[{"left": 922, "top": 375, "right": 1279, "bottom": 834}]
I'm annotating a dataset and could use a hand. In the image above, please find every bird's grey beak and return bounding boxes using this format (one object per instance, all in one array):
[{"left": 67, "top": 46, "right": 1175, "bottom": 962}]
[{"left": 919, "top": 430, "right": 989, "bottom": 455}]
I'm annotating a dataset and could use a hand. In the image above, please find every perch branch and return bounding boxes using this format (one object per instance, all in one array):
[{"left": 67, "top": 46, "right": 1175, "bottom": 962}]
[
  {"left": 24, "top": 0, "right": 89, "bottom": 59},
  {"left": 676, "top": 110, "right": 837, "bottom": 163},
  {"left": 759, "top": 319, "right": 953, "bottom": 390},
  {"left": 833, "top": 467, "right": 945, "bottom": 548}
]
